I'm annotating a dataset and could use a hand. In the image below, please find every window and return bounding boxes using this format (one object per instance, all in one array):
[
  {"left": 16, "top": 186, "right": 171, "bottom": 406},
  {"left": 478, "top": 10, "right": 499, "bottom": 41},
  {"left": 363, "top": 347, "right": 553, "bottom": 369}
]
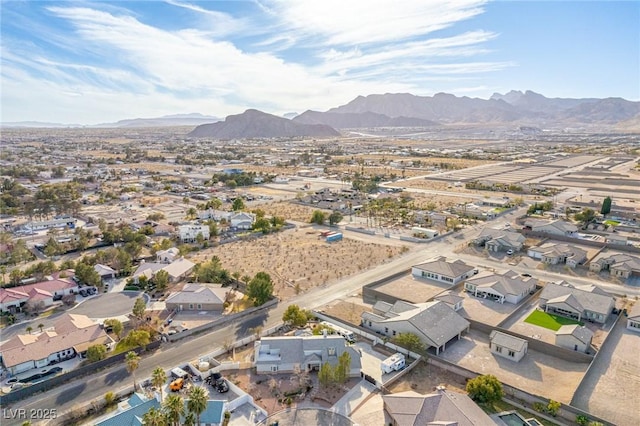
[
  {"left": 271, "top": 366, "right": 278, "bottom": 372},
  {"left": 392, "top": 330, "right": 396, "bottom": 336},
  {"left": 495, "top": 346, "right": 502, "bottom": 353},
  {"left": 368, "top": 321, "right": 372, "bottom": 327},
  {"left": 189, "top": 304, "right": 194, "bottom": 309},
  {"left": 328, "top": 347, "right": 336, "bottom": 356},
  {"left": 385, "top": 327, "right": 389, "bottom": 334},
  {"left": 197, "top": 304, "right": 202, "bottom": 309},
  {"left": 508, "top": 350, "right": 515, "bottom": 357}
]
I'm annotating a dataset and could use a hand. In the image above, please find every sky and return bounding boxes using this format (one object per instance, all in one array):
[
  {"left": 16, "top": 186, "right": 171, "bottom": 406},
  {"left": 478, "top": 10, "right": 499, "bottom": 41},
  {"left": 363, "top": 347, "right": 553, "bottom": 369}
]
[{"left": 1, "top": 0, "right": 638, "bottom": 124}]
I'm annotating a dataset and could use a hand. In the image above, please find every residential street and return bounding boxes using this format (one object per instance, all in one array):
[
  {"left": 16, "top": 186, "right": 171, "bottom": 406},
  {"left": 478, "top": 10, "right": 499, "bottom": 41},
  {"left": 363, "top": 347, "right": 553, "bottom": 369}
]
[{"left": 4, "top": 207, "right": 640, "bottom": 425}]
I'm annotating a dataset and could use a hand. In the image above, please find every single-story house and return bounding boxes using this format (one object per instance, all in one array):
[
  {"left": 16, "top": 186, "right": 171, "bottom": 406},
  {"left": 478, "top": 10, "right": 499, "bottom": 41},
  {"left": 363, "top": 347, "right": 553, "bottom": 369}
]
[
  {"left": 464, "top": 270, "right": 536, "bottom": 304},
  {"left": 433, "top": 291, "right": 464, "bottom": 311},
  {"left": 156, "top": 247, "right": 180, "bottom": 264},
  {"left": 230, "top": 212, "right": 256, "bottom": 230},
  {"left": 411, "top": 256, "right": 475, "bottom": 285},
  {"left": 362, "top": 300, "right": 469, "bottom": 355},
  {"left": 165, "top": 284, "right": 237, "bottom": 312},
  {"left": 132, "top": 257, "right": 195, "bottom": 284},
  {"left": 555, "top": 324, "right": 593, "bottom": 353},
  {"left": 383, "top": 389, "right": 495, "bottom": 425},
  {"left": 198, "top": 209, "right": 232, "bottom": 222},
  {"left": 130, "top": 220, "right": 173, "bottom": 236},
  {"left": 474, "top": 227, "right": 525, "bottom": 253},
  {"left": 490, "top": 330, "right": 528, "bottom": 362},
  {"left": 538, "top": 282, "right": 614, "bottom": 324},
  {"left": 254, "top": 335, "right": 361, "bottom": 375},
  {"left": 528, "top": 243, "right": 587, "bottom": 268},
  {"left": 524, "top": 219, "right": 578, "bottom": 237},
  {"left": 0, "top": 278, "right": 78, "bottom": 313},
  {"left": 96, "top": 393, "right": 227, "bottom": 426},
  {"left": 626, "top": 303, "right": 640, "bottom": 333},
  {"left": 0, "top": 313, "right": 114, "bottom": 375},
  {"left": 178, "top": 224, "right": 210, "bottom": 243},
  {"left": 94, "top": 264, "right": 117, "bottom": 281}
]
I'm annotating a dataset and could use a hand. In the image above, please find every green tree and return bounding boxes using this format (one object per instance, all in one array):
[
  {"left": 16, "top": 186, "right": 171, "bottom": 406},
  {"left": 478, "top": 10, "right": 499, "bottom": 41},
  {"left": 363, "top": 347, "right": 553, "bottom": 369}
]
[
  {"left": 310, "top": 210, "right": 327, "bottom": 225},
  {"left": 153, "top": 270, "right": 169, "bottom": 292},
  {"left": 123, "top": 329, "right": 151, "bottom": 348},
  {"left": 547, "top": 399, "right": 561, "bottom": 417},
  {"left": 335, "top": 351, "right": 351, "bottom": 384},
  {"left": 232, "top": 198, "right": 245, "bottom": 211},
  {"left": 328, "top": 211, "right": 343, "bottom": 226},
  {"left": 247, "top": 272, "right": 274, "bottom": 306},
  {"left": 86, "top": 344, "right": 107, "bottom": 362},
  {"left": 25, "top": 326, "right": 33, "bottom": 334},
  {"left": 163, "top": 394, "right": 185, "bottom": 426},
  {"left": 133, "top": 297, "right": 146, "bottom": 318},
  {"left": 37, "top": 323, "right": 44, "bottom": 333},
  {"left": 75, "top": 262, "right": 101, "bottom": 286},
  {"left": 282, "top": 304, "right": 310, "bottom": 327},
  {"left": 575, "top": 208, "right": 596, "bottom": 227},
  {"left": 600, "top": 196, "right": 612, "bottom": 216},
  {"left": 392, "top": 332, "right": 425, "bottom": 353},
  {"left": 151, "top": 367, "right": 167, "bottom": 403},
  {"left": 318, "top": 362, "right": 333, "bottom": 387},
  {"left": 104, "top": 391, "right": 116, "bottom": 406},
  {"left": 466, "top": 374, "right": 504, "bottom": 403},
  {"left": 125, "top": 351, "right": 141, "bottom": 391},
  {"left": 104, "top": 318, "right": 124, "bottom": 340},
  {"left": 253, "top": 217, "right": 272, "bottom": 233},
  {"left": 187, "top": 385, "right": 209, "bottom": 426},
  {"left": 142, "top": 406, "right": 166, "bottom": 426}
]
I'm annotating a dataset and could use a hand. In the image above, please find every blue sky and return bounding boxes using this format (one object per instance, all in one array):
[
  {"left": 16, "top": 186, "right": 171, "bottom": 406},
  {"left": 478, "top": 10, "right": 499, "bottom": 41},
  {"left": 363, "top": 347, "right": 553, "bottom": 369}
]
[{"left": 1, "top": 0, "right": 638, "bottom": 124}]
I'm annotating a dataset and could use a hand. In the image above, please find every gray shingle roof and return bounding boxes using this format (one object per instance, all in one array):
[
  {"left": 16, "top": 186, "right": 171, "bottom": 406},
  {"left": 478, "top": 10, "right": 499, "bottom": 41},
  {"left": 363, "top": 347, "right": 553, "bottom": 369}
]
[
  {"left": 413, "top": 256, "right": 474, "bottom": 278},
  {"left": 465, "top": 272, "right": 535, "bottom": 297},
  {"left": 556, "top": 324, "right": 594, "bottom": 344},
  {"left": 540, "top": 283, "right": 614, "bottom": 316},
  {"left": 490, "top": 330, "right": 527, "bottom": 352}
]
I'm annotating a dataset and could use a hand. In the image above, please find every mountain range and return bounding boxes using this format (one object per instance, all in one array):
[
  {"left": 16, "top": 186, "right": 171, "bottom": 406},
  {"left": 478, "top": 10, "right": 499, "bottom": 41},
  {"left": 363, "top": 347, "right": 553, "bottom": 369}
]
[
  {"left": 1, "top": 113, "right": 220, "bottom": 129},
  {"left": 188, "top": 109, "right": 340, "bottom": 139}
]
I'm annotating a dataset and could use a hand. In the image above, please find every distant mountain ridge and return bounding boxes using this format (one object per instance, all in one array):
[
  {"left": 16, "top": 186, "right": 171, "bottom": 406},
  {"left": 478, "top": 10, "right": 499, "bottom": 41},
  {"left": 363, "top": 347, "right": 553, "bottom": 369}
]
[
  {"left": 324, "top": 91, "right": 639, "bottom": 125},
  {"left": 96, "top": 113, "right": 220, "bottom": 128},
  {"left": 188, "top": 109, "right": 340, "bottom": 139},
  {"left": 293, "top": 110, "right": 438, "bottom": 128}
]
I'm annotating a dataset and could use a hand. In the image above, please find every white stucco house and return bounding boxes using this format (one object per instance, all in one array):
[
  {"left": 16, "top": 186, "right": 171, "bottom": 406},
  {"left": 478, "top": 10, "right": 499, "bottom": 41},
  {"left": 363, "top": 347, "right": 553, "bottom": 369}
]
[
  {"left": 555, "top": 324, "right": 593, "bottom": 353},
  {"left": 411, "top": 256, "right": 475, "bottom": 285},
  {"left": 489, "top": 330, "right": 528, "bottom": 362},
  {"left": 178, "top": 224, "right": 210, "bottom": 243}
]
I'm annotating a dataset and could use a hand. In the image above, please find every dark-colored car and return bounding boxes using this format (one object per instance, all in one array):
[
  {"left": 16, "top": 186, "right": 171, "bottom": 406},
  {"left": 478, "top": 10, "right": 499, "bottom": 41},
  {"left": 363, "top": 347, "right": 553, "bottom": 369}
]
[{"left": 521, "top": 273, "right": 532, "bottom": 277}]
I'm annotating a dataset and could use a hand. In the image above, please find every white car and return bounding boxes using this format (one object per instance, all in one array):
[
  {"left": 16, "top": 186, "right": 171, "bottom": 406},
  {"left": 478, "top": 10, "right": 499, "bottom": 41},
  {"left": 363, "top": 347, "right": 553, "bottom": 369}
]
[{"left": 506, "top": 249, "right": 514, "bottom": 255}]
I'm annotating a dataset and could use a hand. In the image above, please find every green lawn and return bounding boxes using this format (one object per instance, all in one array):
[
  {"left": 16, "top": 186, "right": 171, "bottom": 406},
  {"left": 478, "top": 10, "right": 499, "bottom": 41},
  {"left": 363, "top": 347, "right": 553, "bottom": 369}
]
[
  {"left": 603, "top": 220, "right": 620, "bottom": 226},
  {"left": 524, "top": 310, "right": 583, "bottom": 331}
]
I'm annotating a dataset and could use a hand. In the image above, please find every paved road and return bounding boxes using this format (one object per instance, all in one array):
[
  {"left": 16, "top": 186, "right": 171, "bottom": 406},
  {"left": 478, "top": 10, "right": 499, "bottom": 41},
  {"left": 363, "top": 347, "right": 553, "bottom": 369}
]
[{"left": 7, "top": 206, "right": 639, "bottom": 424}]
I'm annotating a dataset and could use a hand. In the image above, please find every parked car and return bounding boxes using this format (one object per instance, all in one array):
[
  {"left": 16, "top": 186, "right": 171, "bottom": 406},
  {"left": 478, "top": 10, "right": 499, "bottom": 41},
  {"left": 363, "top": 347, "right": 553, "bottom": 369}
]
[
  {"left": 169, "top": 378, "right": 184, "bottom": 392},
  {"left": 506, "top": 249, "right": 514, "bottom": 255},
  {"left": 521, "top": 273, "right": 532, "bottom": 277}
]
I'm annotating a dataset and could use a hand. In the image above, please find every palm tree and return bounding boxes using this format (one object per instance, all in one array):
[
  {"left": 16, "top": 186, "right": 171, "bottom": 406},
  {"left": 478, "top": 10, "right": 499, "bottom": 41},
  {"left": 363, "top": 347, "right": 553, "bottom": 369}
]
[
  {"left": 241, "top": 275, "right": 251, "bottom": 285},
  {"left": 163, "top": 394, "right": 185, "bottom": 426},
  {"left": 142, "top": 406, "right": 165, "bottom": 426},
  {"left": 151, "top": 367, "right": 167, "bottom": 402},
  {"left": 37, "top": 323, "right": 44, "bottom": 333},
  {"left": 187, "top": 385, "right": 209, "bottom": 426},
  {"left": 183, "top": 412, "right": 197, "bottom": 426},
  {"left": 232, "top": 271, "right": 241, "bottom": 286},
  {"left": 125, "top": 351, "right": 141, "bottom": 391},
  {"left": 25, "top": 326, "right": 33, "bottom": 335}
]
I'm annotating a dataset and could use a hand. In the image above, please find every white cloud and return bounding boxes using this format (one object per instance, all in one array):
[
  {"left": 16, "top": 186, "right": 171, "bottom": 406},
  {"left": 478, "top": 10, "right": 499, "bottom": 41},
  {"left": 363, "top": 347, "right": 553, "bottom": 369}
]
[
  {"left": 2, "top": 1, "right": 507, "bottom": 123},
  {"left": 266, "top": 0, "right": 488, "bottom": 46}
]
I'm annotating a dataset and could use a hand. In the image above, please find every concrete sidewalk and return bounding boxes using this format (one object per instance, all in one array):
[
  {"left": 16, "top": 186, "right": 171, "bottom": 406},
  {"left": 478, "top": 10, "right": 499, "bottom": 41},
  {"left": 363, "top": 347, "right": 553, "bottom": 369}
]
[{"left": 330, "top": 379, "right": 378, "bottom": 417}]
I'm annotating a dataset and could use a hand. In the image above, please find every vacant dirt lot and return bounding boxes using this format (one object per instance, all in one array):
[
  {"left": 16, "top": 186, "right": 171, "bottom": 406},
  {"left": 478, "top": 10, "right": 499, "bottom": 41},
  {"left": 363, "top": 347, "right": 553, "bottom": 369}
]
[
  {"left": 192, "top": 228, "right": 407, "bottom": 300},
  {"left": 572, "top": 319, "right": 640, "bottom": 426},
  {"left": 370, "top": 274, "right": 453, "bottom": 304},
  {"left": 321, "top": 300, "right": 373, "bottom": 325},
  {"left": 258, "top": 201, "right": 330, "bottom": 223},
  {"left": 389, "top": 359, "right": 467, "bottom": 394}
]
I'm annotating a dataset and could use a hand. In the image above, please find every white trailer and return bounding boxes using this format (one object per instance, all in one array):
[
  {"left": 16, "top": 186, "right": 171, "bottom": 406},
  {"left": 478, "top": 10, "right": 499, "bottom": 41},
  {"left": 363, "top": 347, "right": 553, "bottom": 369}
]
[
  {"left": 320, "top": 321, "right": 356, "bottom": 343},
  {"left": 381, "top": 353, "right": 406, "bottom": 374},
  {"left": 411, "top": 227, "right": 439, "bottom": 238}
]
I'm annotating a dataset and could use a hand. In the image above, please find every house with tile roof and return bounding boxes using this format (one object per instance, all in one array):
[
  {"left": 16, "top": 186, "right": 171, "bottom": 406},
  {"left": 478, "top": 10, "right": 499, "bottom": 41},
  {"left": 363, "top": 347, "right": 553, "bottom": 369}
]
[
  {"left": 474, "top": 227, "right": 525, "bottom": 253},
  {"left": 555, "top": 324, "right": 594, "bottom": 353},
  {"left": 524, "top": 219, "right": 579, "bottom": 237},
  {"left": 589, "top": 253, "right": 640, "bottom": 279},
  {"left": 254, "top": 335, "right": 361, "bottom": 375},
  {"left": 464, "top": 270, "right": 536, "bottom": 304},
  {"left": 528, "top": 243, "right": 587, "bottom": 268},
  {"left": 411, "top": 256, "right": 475, "bottom": 285},
  {"left": 0, "top": 278, "right": 78, "bottom": 313},
  {"left": 490, "top": 331, "right": 528, "bottom": 362},
  {"left": 132, "top": 257, "right": 195, "bottom": 284},
  {"left": 383, "top": 388, "right": 494, "bottom": 425},
  {"left": 362, "top": 300, "right": 469, "bottom": 355},
  {"left": 165, "top": 283, "right": 238, "bottom": 312},
  {"left": 538, "top": 282, "right": 614, "bottom": 324},
  {"left": 0, "top": 313, "right": 114, "bottom": 374}
]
